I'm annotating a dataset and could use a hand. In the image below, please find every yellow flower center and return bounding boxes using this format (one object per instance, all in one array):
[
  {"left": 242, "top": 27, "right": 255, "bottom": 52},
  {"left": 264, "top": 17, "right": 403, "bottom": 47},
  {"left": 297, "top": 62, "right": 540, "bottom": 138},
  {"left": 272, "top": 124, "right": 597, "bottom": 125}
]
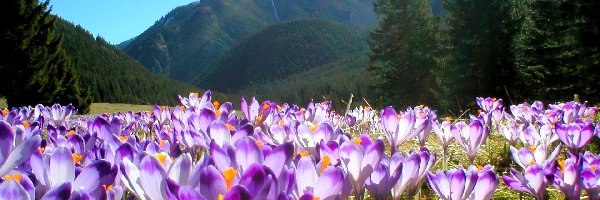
[
  {"left": 222, "top": 167, "right": 238, "bottom": 191},
  {"left": 321, "top": 155, "right": 331, "bottom": 174},
  {"left": 103, "top": 184, "right": 113, "bottom": 191},
  {"left": 353, "top": 137, "right": 362, "bottom": 146},
  {"left": 218, "top": 194, "right": 224, "bottom": 200},
  {"left": 298, "top": 150, "right": 310, "bottom": 157},
  {"left": 529, "top": 145, "right": 537, "bottom": 153},
  {"left": 225, "top": 124, "right": 234, "bottom": 131},
  {"left": 160, "top": 106, "right": 167, "bottom": 111},
  {"left": 309, "top": 124, "right": 319, "bottom": 133},
  {"left": 192, "top": 92, "right": 199, "bottom": 97},
  {"left": 118, "top": 135, "right": 129, "bottom": 142},
  {"left": 444, "top": 116, "right": 452, "bottom": 121},
  {"left": 3, "top": 173, "right": 22, "bottom": 182},
  {"left": 66, "top": 130, "right": 76, "bottom": 137},
  {"left": 278, "top": 120, "right": 284, "bottom": 126},
  {"left": 72, "top": 153, "right": 83, "bottom": 164},
  {"left": 256, "top": 140, "right": 264, "bottom": 148},
  {"left": 559, "top": 160, "right": 565, "bottom": 174},
  {"left": 155, "top": 152, "right": 169, "bottom": 165}
]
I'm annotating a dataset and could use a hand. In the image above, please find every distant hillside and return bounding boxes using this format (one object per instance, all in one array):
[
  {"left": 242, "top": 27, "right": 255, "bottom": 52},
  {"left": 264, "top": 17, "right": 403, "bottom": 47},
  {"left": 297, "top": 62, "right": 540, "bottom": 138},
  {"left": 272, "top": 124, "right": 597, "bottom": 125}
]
[
  {"left": 55, "top": 18, "right": 198, "bottom": 105},
  {"left": 121, "top": 0, "right": 376, "bottom": 82},
  {"left": 194, "top": 19, "right": 369, "bottom": 92},
  {"left": 231, "top": 52, "right": 373, "bottom": 111}
]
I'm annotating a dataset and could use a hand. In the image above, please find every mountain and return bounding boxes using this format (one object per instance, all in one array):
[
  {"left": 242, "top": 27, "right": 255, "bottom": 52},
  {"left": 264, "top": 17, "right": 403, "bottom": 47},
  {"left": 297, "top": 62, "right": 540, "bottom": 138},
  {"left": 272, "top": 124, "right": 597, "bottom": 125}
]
[
  {"left": 121, "top": 0, "right": 377, "bottom": 82},
  {"left": 230, "top": 51, "right": 373, "bottom": 111},
  {"left": 194, "top": 19, "right": 369, "bottom": 93},
  {"left": 54, "top": 18, "right": 199, "bottom": 105}
]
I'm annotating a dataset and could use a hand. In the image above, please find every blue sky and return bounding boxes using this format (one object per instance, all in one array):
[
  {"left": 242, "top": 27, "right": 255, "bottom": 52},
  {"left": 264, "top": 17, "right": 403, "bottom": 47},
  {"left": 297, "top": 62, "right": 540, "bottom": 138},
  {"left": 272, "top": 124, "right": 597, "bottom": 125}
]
[{"left": 50, "top": 0, "right": 198, "bottom": 44}]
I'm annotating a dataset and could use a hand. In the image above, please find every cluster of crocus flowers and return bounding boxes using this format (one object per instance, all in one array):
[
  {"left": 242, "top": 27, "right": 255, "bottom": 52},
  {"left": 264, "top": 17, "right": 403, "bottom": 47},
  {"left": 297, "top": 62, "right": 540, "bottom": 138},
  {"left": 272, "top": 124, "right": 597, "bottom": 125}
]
[{"left": 0, "top": 93, "right": 598, "bottom": 200}]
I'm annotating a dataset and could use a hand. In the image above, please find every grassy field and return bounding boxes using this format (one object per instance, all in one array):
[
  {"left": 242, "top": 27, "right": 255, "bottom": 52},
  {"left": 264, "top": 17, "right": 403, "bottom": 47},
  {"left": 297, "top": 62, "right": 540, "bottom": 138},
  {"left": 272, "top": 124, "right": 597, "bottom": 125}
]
[
  {"left": 89, "top": 103, "right": 153, "bottom": 115},
  {"left": 0, "top": 98, "right": 6, "bottom": 109}
]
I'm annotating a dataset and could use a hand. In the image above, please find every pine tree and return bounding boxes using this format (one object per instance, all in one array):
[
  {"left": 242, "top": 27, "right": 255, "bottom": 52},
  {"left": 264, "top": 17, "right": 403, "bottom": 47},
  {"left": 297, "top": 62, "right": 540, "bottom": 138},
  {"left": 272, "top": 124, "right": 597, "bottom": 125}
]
[
  {"left": 0, "top": 0, "right": 91, "bottom": 113},
  {"left": 444, "top": 0, "right": 517, "bottom": 108},
  {"left": 369, "top": 0, "right": 440, "bottom": 108}
]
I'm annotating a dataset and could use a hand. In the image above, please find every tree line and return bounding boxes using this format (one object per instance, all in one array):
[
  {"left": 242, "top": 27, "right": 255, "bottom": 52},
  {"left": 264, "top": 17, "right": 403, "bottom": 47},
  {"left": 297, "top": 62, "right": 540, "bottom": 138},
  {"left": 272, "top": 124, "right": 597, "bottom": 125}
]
[{"left": 369, "top": 0, "right": 600, "bottom": 114}]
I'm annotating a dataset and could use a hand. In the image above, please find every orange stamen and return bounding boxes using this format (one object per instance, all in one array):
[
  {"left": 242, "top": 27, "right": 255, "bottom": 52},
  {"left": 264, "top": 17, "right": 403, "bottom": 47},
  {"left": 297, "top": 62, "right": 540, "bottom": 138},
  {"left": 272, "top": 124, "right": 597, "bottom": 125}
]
[
  {"left": 160, "top": 106, "right": 167, "bottom": 111},
  {"left": 298, "top": 150, "right": 310, "bottom": 157},
  {"left": 321, "top": 156, "right": 331, "bottom": 174},
  {"left": 277, "top": 105, "right": 283, "bottom": 111},
  {"left": 118, "top": 135, "right": 129, "bottom": 142},
  {"left": 38, "top": 147, "right": 45, "bottom": 153},
  {"left": 477, "top": 109, "right": 483, "bottom": 114},
  {"left": 3, "top": 173, "right": 22, "bottom": 182},
  {"left": 22, "top": 121, "right": 30, "bottom": 129},
  {"left": 155, "top": 152, "right": 168, "bottom": 165},
  {"left": 72, "top": 153, "right": 83, "bottom": 164},
  {"left": 309, "top": 124, "right": 318, "bottom": 133},
  {"left": 159, "top": 139, "right": 166, "bottom": 149},
  {"left": 559, "top": 160, "right": 565, "bottom": 174},
  {"left": 313, "top": 197, "right": 320, "bottom": 200},
  {"left": 66, "top": 130, "right": 76, "bottom": 137},
  {"left": 527, "top": 160, "right": 536, "bottom": 166},
  {"left": 262, "top": 103, "right": 269, "bottom": 111},
  {"left": 1, "top": 108, "right": 8, "bottom": 116},
  {"left": 278, "top": 120, "right": 284, "bottom": 126},
  {"left": 225, "top": 124, "right": 234, "bottom": 131},
  {"left": 218, "top": 194, "right": 225, "bottom": 200},
  {"left": 222, "top": 167, "right": 237, "bottom": 191},
  {"left": 192, "top": 92, "right": 199, "bottom": 97},
  {"left": 256, "top": 140, "right": 264, "bottom": 148},
  {"left": 529, "top": 145, "right": 537, "bottom": 153},
  {"left": 103, "top": 184, "right": 113, "bottom": 191},
  {"left": 180, "top": 106, "right": 186, "bottom": 111},
  {"left": 444, "top": 116, "right": 452, "bottom": 121},
  {"left": 591, "top": 165, "right": 598, "bottom": 172},
  {"left": 418, "top": 112, "right": 425, "bottom": 118},
  {"left": 477, "top": 165, "right": 483, "bottom": 171},
  {"left": 353, "top": 137, "right": 362, "bottom": 146},
  {"left": 397, "top": 114, "right": 402, "bottom": 120}
]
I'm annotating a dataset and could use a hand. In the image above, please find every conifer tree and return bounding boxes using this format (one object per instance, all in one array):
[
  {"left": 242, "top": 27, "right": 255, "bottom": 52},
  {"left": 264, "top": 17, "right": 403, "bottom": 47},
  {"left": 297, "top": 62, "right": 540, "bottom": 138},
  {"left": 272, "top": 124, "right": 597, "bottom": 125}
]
[
  {"left": 369, "top": 0, "right": 440, "bottom": 108},
  {"left": 0, "top": 0, "right": 91, "bottom": 113}
]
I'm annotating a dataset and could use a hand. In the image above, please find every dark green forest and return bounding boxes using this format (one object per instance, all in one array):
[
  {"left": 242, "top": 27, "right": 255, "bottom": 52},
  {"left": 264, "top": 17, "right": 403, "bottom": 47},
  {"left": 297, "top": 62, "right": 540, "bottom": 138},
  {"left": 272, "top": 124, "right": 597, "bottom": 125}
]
[
  {"left": 54, "top": 19, "right": 199, "bottom": 105},
  {"left": 1, "top": 0, "right": 91, "bottom": 112},
  {"left": 370, "top": 0, "right": 600, "bottom": 114},
  {"left": 194, "top": 19, "right": 368, "bottom": 92}
]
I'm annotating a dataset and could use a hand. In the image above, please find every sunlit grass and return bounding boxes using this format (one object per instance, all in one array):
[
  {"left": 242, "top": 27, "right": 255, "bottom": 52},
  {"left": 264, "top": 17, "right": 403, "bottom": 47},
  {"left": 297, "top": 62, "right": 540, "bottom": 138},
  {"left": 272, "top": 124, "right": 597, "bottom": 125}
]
[
  {"left": 89, "top": 103, "right": 153, "bottom": 115},
  {"left": 0, "top": 97, "right": 6, "bottom": 109}
]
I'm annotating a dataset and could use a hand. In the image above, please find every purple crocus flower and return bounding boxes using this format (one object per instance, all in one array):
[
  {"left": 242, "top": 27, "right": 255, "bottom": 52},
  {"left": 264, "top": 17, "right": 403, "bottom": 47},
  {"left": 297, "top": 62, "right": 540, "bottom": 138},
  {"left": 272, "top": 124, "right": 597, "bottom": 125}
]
[
  {"left": 476, "top": 97, "right": 504, "bottom": 126},
  {"left": 510, "top": 144, "right": 562, "bottom": 170},
  {"left": 380, "top": 107, "right": 424, "bottom": 153},
  {"left": 295, "top": 155, "right": 349, "bottom": 200},
  {"left": 391, "top": 148, "right": 436, "bottom": 199},
  {"left": 365, "top": 155, "right": 402, "bottom": 200},
  {"left": 340, "top": 135, "right": 384, "bottom": 199},
  {"left": 555, "top": 120, "right": 594, "bottom": 154},
  {"left": 551, "top": 156, "right": 582, "bottom": 200},
  {"left": 450, "top": 119, "right": 489, "bottom": 163},
  {"left": 427, "top": 165, "right": 498, "bottom": 200},
  {"left": 0, "top": 121, "right": 41, "bottom": 177},
  {"left": 432, "top": 119, "right": 454, "bottom": 155},
  {"left": 413, "top": 106, "right": 434, "bottom": 147},
  {"left": 502, "top": 163, "right": 553, "bottom": 200},
  {"left": 581, "top": 152, "right": 600, "bottom": 199}
]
